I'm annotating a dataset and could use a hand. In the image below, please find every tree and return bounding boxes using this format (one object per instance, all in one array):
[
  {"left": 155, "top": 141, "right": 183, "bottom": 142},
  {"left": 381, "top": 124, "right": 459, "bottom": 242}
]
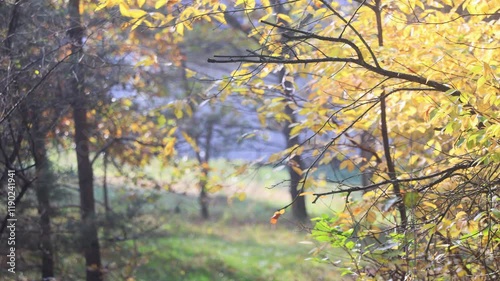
[
  {"left": 0, "top": 1, "right": 71, "bottom": 279},
  {"left": 68, "top": 0, "right": 103, "bottom": 279},
  {"left": 208, "top": 0, "right": 499, "bottom": 279}
]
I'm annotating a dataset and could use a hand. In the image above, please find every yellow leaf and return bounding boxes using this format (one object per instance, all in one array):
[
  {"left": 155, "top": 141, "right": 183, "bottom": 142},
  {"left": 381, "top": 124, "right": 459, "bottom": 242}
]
[
  {"left": 237, "top": 192, "right": 246, "bottom": 201},
  {"left": 423, "top": 201, "right": 437, "bottom": 209},
  {"left": 174, "top": 107, "right": 183, "bottom": 119},
  {"left": 212, "top": 13, "right": 227, "bottom": 24},
  {"left": 291, "top": 165, "right": 303, "bottom": 176},
  {"left": 185, "top": 68, "right": 196, "bottom": 78},
  {"left": 119, "top": 2, "right": 130, "bottom": 17},
  {"left": 127, "top": 9, "right": 147, "bottom": 18},
  {"left": 155, "top": 0, "right": 169, "bottom": 9},
  {"left": 209, "top": 184, "right": 223, "bottom": 193},
  {"left": 246, "top": 0, "right": 255, "bottom": 9},
  {"left": 130, "top": 18, "right": 145, "bottom": 30},
  {"left": 409, "top": 155, "right": 419, "bottom": 165},
  {"left": 181, "top": 131, "right": 199, "bottom": 152},
  {"left": 176, "top": 23, "right": 184, "bottom": 35},
  {"left": 299, "top": 191, "right": 314, "bottom": 196},
  {"left": 137, "top": 0, "right": 146, "bottom": 8},
  {"left": 277, "top": 14, "right": 293, "bottom": 23},
  {"left": 130, "top": 123, "right": 140, "bottom": 133},
  {"left": 167, "top": 127, "right": 177, "bottom": 137},
  {"left": 95, "top": 1, "right": 108, "bottom": 11},
  {"left": 268, "top": 152, "right": 282, "bottom": 163},
  {"left": 163, "top": 137, "right": 176, "bottom": 157},
  {"left": 122, "top": 98, "right": 133, "bottom": 107},
  {"left": 455, "top": 211, "right": 467, "bottom": 220},
  {"left": 339, "top": 160, "right": 355, "bottom": 172}
]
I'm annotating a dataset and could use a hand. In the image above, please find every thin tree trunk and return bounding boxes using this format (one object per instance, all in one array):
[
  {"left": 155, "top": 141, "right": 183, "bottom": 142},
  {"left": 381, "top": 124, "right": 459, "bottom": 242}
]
[
  {"left": 282, "top": 102, "right": 308, "bottom": 221},
  {"left": 196, "top": 122, "right": 213, "bottom": 220},
  {"left": 273, "top": 0, "right": 308, "bottom": 221},
  {"left": 199, "top": 179, "right": 209, "bottom": 219},
  {"left": 68, "top": 0, "right": 103, "bottom": 280},
  {"left": 360, "top": 132, "right": 376, "bottom": 188},
  {"left": 103, "top": 152, "right": 110, "bottom": 218},
  {"left": 4, "top": 0, "right": 55, "bottom": 277},
  {"left": 33, "top": 120, "right": 55, "bottom": 279}
]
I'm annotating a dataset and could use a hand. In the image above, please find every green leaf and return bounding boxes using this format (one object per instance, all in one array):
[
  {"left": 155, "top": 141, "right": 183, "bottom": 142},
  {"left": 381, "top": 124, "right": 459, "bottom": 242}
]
[{"left": 403, "top": 191, "right": 420, "bottom": 208}]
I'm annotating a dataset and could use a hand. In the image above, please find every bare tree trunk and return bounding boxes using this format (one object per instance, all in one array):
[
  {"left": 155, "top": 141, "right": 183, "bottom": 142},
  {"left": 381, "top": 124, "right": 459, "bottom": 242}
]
[
  {"left": 68, "top": 1, "right": 103, "bottom": 280},
  {"left": 103, "top": 152, "right": 110, "bottom": 218},
  {"left": 196, "top": 122, "right": 213, "bottom": 220},
  {"left": 199, "top": 179, "right": 209, "bottom": 219},
  {"left": 282, "top": 102, "right": 308, "bottom": 221},
  {"left": 4, "top": 1, "right": 55, "bottom": 277},
  {"left": 360, "top": 131, "right": 376, "bottom": 188},
  {"left": 272, "top": 0, "right": 308, "bottom": 222},
  {"left": 32, "top": 120, "right": 55, "bottom": 279}
]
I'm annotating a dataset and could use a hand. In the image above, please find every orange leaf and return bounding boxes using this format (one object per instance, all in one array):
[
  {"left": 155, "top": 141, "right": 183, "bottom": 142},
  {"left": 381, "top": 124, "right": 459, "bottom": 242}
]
[{"left": 270, "top": 209, "right": 285, "bottom": 224}]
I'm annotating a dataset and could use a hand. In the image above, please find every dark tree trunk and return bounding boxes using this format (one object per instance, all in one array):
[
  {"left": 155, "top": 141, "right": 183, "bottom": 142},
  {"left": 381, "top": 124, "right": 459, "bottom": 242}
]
[
  {"left": 103, "top": 152, "right": 110, "bottom": 218},
  {"left": 32, "top": 120, "right": 55, "bottom": 279},
  {"left": 272, "top": 0, "right": 308, "bottom": 222},
  {"left": 3, "top": 3, "right": 56, "bottom": 276},
  {"left": 360, "top": 132, "right": 376, "bottom": 188},
  {"left": 68, "top": 0, "right": 103, "bottom": 280},
  {"left": 199, "top": 182, "right": 209, "bottom": 220},
  {"left": 283, "top": 103, "right": 308, "bottom": 222},
  {"left": 197, "top": 122, "right": 213, "bottom": 220}
]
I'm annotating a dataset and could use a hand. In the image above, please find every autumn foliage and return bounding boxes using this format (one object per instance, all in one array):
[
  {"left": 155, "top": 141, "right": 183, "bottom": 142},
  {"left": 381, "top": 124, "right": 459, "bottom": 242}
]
[
  {"left": 1, "top": 0, "right": 499, "bottom": 280},
  {"left": 94, "top": 0, "right": 500, "bottom": 279}
]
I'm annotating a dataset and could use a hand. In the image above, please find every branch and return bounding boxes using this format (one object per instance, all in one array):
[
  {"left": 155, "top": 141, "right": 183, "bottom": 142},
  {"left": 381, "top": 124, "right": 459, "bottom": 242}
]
[
  {"left": 318, "top": 0, "right": 380, "bottom": 67},
  {"left": 380, "top": 91, "right": 408, "bottom": 231},
  {"left": 90, "top": 137, "right": 164, "bottom": 165},
  {"left": 313, "top": 161, "right": 474, "bottom": 202}
]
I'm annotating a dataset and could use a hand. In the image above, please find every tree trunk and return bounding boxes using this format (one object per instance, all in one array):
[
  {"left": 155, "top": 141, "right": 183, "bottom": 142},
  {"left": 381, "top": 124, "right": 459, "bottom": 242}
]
[
  {"left": 360, "top": 131, "right": 376, "bottom": 188},
  {"left": 68, "top": 1, "right": 103, "bottom": 280},
  {"left": 4, "top": 1, "right": 55, "bottom": 275},
  {"left": 103, "top": 152, "right": 110, "bottom": 218},
  {"left": 197, "top": 122, "right": 213, "bottom": 220},
  {"left": 33, "top": 120, "right": 55, "bottom": 279},
  {"left": 199, "top": 180, "right": 209, "bottom": 220},
  {"left": 272, "top": 0, "right": 308, "bottom": 222},
  {"left": 283, "top": 103, "right": 308, "bottom": 221}
]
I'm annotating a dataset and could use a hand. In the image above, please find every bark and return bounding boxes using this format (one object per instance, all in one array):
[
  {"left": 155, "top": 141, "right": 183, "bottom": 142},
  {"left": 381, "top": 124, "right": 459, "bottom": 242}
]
[
  {"left": 282, "top": 102, "right": 308, "bottom": 221},
  {"left": 32, "top": 119, "right": 55, "bottom": 279},
  {"left": 68, "top": 0, "right": 103, "bottom": 280},
  {"left": 196, "top": 122, "right": 213, "bottom": 220},
  {"left": 103, "top": 152, "right": 110, "bottom": 218},
  {"left": 3, "top": 4, "right": 56, "bottom": 277},
  {"left": 360, "top": 132, "right": 376, "bottom": 188},
  {"left": 199, "top": 179, "right": 209, "bottom": 220},
  {"left": 379, "top": 92, "right": 407, "bottom": 230},
  {"left": 273, "top": 0, "right": 308, "bottom": 221}
]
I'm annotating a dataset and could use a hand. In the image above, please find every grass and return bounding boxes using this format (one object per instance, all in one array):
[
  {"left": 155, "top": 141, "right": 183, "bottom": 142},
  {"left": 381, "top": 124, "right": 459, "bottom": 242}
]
[
  {"left": 43, "top": 151, "right": 351, "bottom": 280},
  {"left": 129, "top": 192, "right": 344, "bottom": 281},
  {"left": 93, "top": 168, "right": 347, "bottom": 280}
]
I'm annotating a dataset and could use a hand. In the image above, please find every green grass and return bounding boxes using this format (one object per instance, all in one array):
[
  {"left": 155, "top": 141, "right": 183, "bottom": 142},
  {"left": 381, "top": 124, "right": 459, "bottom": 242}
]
[
  {"left": 44, "top": 150, "right": 349, "bottom": 280},
  {"left": 130, "top": 193, "right": 343, "bottom": 281}
]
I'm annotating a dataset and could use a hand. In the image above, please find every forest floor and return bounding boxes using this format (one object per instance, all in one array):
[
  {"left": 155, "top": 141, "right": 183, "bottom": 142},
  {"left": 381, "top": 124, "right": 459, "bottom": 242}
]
[
  {"left": 97, "top": 161, "right": 349, "bottom": 281},
  {"left": 128, "top": 189, "right": 345, "bottom": 281},
  {"left": 11, "top": 154, "right": 351, "bottom": 280}
]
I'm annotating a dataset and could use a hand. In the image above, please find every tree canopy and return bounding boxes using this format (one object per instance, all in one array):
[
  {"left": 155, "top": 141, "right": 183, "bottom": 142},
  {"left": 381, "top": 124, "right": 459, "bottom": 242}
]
[{"left": 1, "top": 0, "right": 499, "bottom": 280}]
